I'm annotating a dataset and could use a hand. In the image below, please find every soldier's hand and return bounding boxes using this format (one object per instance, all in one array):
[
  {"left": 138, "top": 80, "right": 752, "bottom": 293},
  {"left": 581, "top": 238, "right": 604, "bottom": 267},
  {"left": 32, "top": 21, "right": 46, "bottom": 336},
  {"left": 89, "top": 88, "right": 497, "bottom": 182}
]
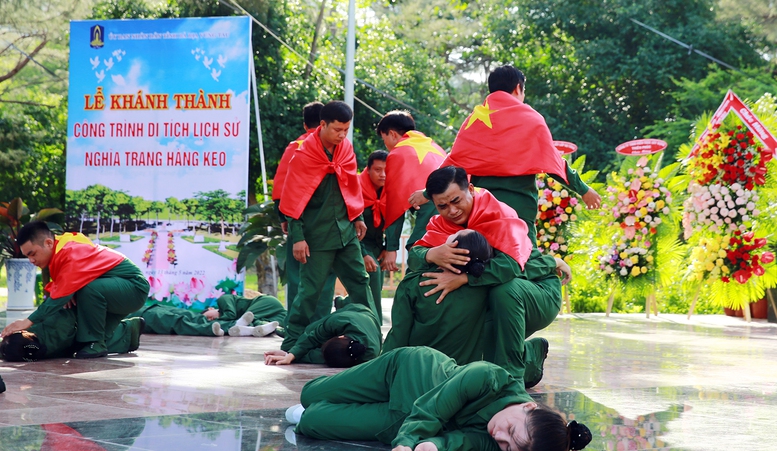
[
  {"left": 408, "top": 189, "right": 428, "bottom": 210},
  {"left": 392, "top": 446, "right": 412, "bottom": 451},
  {"left": 364, "top": 255, "right": 378, "bottom": 273},
  {"left": 281, "top": 221, "right": 289, "bottom": 234},
  {"left": 264, "top": 350, "right": 295, "bottom": 365},
  {"left": 415, "top": 443, "right": 438, "bottom": 451},
  {"left": 293, "top": 240, "right": 310, "bottom": 264},
  {"left": 420, "top": 270, "right": 468, "bottom": 304},
  {"left": 355, "top": 221, "right": 367, "bottom": 240},
  {"left": 379, "top": 250, "right": 399, "bottom": 272},
  {"left": 582, "top": 187, "right": 601, "bottom": 210},
  {"left": 1, "top": 318, "right": 33, "bottom": 338},
  {"left": 425, "top": 242, "right": 469, "bottom": 273}
]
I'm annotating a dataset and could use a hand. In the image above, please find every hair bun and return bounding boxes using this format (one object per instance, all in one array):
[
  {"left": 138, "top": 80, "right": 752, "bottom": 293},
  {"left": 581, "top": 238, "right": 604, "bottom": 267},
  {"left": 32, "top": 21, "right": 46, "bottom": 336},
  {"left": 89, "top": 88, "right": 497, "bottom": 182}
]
[
  {"left": 567, "top": 421, "right": 592, "bottom": 450},
  {"left": 468, "top": 261, "right": 486, "bottom": 277},
  {"left": 349, "top": 341, "right": 367, "bottom": 359}
]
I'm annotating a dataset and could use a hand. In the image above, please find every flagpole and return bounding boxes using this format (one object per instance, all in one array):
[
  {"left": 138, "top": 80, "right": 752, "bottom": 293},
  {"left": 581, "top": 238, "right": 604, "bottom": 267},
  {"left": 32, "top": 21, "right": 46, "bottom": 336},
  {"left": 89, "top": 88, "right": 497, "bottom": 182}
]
[{"left": 344, "top": 0, "right": 356, "bottom": 144}]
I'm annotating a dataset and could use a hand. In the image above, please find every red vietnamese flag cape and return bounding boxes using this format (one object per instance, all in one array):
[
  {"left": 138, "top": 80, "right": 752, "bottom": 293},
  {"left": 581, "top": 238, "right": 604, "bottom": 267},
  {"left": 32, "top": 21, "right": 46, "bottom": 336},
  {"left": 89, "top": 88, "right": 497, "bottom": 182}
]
[
  {"left": 279, "top": 126, "right": 363, "bottom": 221},
  {"left": 41, "top": 424, "right": 109, "bottom": 451},
  {"left": 443, "top": 91, "right": 568, "bottom": 183},
  {"left": 414, "top": 189, "right": 532, "bottom": 268},
  {"left": 272, "top": 132, "right": 310, "bottom": 201},
  {"left": 383, "top": 131, "right": 447, "bottom": 228},
  {"left": 359, "top": 169, "right": 383, "bottom": 228},
  {"left": 46, "top": 233, "right": 125, "bottom": 298}
]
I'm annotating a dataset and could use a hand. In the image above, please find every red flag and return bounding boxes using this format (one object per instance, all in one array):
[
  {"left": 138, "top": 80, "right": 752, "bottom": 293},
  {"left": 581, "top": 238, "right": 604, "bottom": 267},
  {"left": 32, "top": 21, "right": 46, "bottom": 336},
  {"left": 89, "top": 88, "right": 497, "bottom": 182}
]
[
  {"left": 272, "top": 132, "right": 309, "bottom": 201},
  {"left": 41, "top": 424, "right": 109, "bottom": 451},
  {"left": 443, "top": 91, "right": 568, "bottom": 183},
  {"left": 46, "top": 233, "right": 125, "bottom": 298},
  {"left": 383, "top": 131, "right": 447, "bottom": 228},
  {"left": 359, "top": 169, "right": 382, "bottom": 228},
  {"left": 279, "top": 127, "right": 363, "bottom": 221},
  {"left": 415, "top": 189, "right": 532, "bottom": 268}
]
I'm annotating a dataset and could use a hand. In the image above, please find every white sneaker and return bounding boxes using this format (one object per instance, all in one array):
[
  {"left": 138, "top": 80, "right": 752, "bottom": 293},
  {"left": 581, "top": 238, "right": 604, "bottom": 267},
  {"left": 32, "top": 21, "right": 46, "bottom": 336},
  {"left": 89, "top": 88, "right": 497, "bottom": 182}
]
[
  {"left": 253, "top": 321, "right": 279, "bottom": 337},
  {"left": 212, "top": 323, "right": 224, "bottom": 337},
  {"left": 284, "top": 426, "right": 297, "bottom": 445},
  {"left": 236, "top": 311, "right": 254, "bottom": 327},
  {"left": 285, "top": 403, "right": 305, "bottom": 424},
  {"left": 227, "top": 325, "right": 242, "bottom": 336}
]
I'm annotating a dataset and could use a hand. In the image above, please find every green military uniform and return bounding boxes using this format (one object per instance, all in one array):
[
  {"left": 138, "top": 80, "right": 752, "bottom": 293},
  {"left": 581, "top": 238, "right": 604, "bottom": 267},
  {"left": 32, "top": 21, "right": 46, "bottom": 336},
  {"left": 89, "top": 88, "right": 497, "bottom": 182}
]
[
  {"left": 471, "top": 165, "right": 589, "bottom": 247},
  {"left": 395, "top": 246, "right": 560, "bottom": 383},
  {"left": 284, "top": 161, "right": 376, "bottom": 351},
  {"left": 296, "top": 347, "right": 533, "bottom": 450},
  {"left": 29, "top": 259, "right": 148, "bottom": 349},
  {"left": 361, "top": 198, "right": 386, "bottom": 324},
  {"left": 277, "top": 201, "right": 338, "bottom": 324},
  {"left": 384, "top": 202, "right": 437, "bottom": 251},
  {"left": 287, "top": 303, "right": 382, "bottom": 364},
  {"left": 215, "top": 294, "right": 287, "bottom": 330},
  {"left": 127, "top": 294, "right": 287, "bottom": 336},
  {"left": 127, "top": 304, "right": 223, "bottom": 336},
  {"left": 26, "top": 298, "right": 140, "bottom": 358}
]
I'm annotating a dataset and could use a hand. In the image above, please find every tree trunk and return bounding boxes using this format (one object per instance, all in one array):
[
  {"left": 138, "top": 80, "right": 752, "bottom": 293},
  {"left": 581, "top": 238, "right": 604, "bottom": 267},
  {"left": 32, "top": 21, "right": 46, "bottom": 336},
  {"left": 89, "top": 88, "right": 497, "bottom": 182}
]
[
  {"left": 254, "top": 251, "right": 278, "bottom": 296},
  {"left": 304, "top": 0, "right": 328, "bottom": 80}
]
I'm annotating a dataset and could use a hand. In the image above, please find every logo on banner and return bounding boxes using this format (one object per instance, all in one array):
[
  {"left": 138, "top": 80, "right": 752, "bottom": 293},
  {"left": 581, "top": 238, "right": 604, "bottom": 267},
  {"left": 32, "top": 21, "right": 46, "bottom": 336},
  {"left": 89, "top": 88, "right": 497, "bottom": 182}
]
[
  {"left": 615, "top": 139, "right": 667, "bottom": 156},
  {"left": 690, "top": 90, "right": 777, "bottom": 157},
  {"left": 553, "top": 141, "right": 578, "bottom": 155},
  {"left": 90, "top": 25, "right": 105, "bottom": 49}
]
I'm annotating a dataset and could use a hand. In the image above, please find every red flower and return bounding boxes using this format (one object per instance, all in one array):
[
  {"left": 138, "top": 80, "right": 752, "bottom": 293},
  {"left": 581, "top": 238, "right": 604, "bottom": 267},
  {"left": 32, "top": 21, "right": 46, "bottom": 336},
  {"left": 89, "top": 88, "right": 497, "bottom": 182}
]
[{"left": 762, "top": 252, "right": 775, "bottom": 264}]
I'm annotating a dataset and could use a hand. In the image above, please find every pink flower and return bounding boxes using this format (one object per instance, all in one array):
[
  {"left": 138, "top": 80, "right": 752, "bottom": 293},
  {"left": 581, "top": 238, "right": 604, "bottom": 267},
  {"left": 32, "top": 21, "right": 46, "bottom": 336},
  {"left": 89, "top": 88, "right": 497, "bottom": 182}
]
[
  {"left": 209, "top": 288, "right": 225, "bottom": 299},
  {"left": 174, "top": 281, "right": 191, "bottom": 305},
  {"left": 189, "top": 278, "right": 205, "bottom": 296}
]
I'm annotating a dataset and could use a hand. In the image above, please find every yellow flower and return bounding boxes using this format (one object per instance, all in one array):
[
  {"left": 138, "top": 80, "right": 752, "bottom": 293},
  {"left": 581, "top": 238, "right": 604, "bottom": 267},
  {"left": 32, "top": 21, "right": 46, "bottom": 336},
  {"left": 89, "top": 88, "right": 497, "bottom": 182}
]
[
  {"left": 716, "top": 259, "right": 724, "bottom": 267},
  {"left": 705, "top": 261, "right": 714, "bottom": 271},
  {"left": 721, "top": 266, "right": 730, "bottom": 274},
  {"left": 631, "top": 266, "right": 641, "bottom": 277},
  {"left": 640, "top": 266, "right": 647, "bottom": 274},
  {"left": 656, "top": 200, "right": 665, "bottom": 210},
  {"left": 639, "top": 207, "right": 648, "bottom": 217},
  {"left": 565, "top": 207, "right": 572, "bottom": 213},
  {"left": 544, "top": 242, "right": 550, "bottom": 248},
  {"left": 553, "top": 197, "right": 561, "bottom": 205},
  {"left": 540, "top": 205, "right": 548, "bottom": 211},
  {"left": 646, "top": 255, "right": 654, "bottom": 262},
  {"left": 718, "top": 250, "right": 726, "bottom": 258},
  {"left": 620, "top": 252, "right": 628, "bottom": 259},
  {"left": 630, "top": 256, "right": 639, "bottom": 264}
]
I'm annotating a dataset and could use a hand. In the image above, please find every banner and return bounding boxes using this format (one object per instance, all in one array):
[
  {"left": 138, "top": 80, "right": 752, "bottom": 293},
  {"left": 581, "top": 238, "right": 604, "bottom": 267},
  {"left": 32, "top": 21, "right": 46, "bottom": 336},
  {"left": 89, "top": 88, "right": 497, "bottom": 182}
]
[
  {"left": 66, "top": 17, "right": 252, "bottom": 310},
  {"left": 690, "top": 90, "right": 777, "bottom": 157},
  {"left": 615, "top": 139, "right": 667, "bottom": 156}
]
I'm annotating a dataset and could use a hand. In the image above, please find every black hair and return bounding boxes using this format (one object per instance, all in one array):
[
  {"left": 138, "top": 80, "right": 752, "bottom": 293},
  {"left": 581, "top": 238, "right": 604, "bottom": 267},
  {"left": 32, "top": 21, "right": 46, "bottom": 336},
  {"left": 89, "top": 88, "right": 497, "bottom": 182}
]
[
  {"left": 321, "top": 336, "right": 366, "bottom": 368},
  {"left": 0, "top": 331, "right": 48, "bottom": 362},
  {"left": 303, "top": 101, "right": 325, "bottom": 129},
  {"left": 426, "top": 166, "right": 468, "bottom": 197},
  {"left": 451, "top": 230, "right": 493, "bottom": 277},
  {"left": 16, "top": 221, "right": 54, "bottom": 247},
  {"left": 488, "top": 65, "right": 526, "bottom": 95},
  {"left": 520, "top": 406, "right": 591, "bottom": 451},
  {"left": 367, "top": 150, "right": 389, "bottom": 169},
  {"left": 376, "top": 110, "right": 416, "bottom": 136},
  {"left": 320, "top": 101, "right": 353, "bottom": 124}
]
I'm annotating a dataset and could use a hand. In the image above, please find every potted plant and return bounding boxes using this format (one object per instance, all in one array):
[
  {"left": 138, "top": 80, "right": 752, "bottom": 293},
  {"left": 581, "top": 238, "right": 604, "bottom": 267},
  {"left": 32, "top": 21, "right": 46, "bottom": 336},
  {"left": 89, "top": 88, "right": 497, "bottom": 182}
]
[{"left": 0, "top": 198, "right": 64, "bottom": 315}]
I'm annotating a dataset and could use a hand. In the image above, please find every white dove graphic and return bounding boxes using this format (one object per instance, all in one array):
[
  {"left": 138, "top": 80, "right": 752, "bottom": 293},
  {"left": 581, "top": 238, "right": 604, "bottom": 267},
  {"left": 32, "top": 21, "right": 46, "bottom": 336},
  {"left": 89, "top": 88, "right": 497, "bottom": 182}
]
[
  {"left": 112, "top": 49, "right": 125, "bottom": 62},
  {"left": 104, "top": 57, "right": 114, "bottom": 70},
  {"left": 210, "top": 68, "right": 221, "bottom": 82},
  {"left": 195, "top": 54, "right": 201, "bottom": 61},
  {"left": 90, "top": 56, "right": 100, "bottom": 70},
  {"left": 111, "top": 74, "right": 126, "bottom": 85},
  {"left": 95, "top": 70, "right": 105, "bottom": 82},
  {"left": 217, "top": 54, "right": 227, "bottom": 68},
  {"left": 203, "top": 56, "right": 213, "bottom": 69}
]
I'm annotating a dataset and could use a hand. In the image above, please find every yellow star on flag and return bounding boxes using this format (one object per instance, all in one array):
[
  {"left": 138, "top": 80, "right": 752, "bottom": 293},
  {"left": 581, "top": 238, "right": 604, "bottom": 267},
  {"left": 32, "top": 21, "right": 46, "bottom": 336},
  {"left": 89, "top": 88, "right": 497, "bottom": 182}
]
[
  {"left": 465, "top": 101, "right": 498, "bottom": 129},
  {"left": 295, "top": 139, "right": 304, "bottom": 150},
  {"left": 396, "top": 131, "right": 447, "bottom": 164}
]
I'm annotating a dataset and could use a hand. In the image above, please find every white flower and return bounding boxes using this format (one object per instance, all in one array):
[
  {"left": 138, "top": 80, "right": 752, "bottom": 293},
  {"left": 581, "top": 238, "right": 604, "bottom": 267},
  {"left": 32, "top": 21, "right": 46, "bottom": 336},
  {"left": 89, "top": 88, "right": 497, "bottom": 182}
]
[
  {"left": 746, "top": 202, "right": 756, "bottom": 210},
  {"left": 753, "top": 209, "right": 760, "bottom": 216},
  {"left": 728, "top": 210, "right": 737, "bottom": 218},
  {"left": 731, "top": 183, "right": 741, "bottom": 191},
  {"left": 620, "top": 268, "right": 628, "bottom": 276},
  {"left": 738, "top": 208, "right": 747, "bottom": 216}
]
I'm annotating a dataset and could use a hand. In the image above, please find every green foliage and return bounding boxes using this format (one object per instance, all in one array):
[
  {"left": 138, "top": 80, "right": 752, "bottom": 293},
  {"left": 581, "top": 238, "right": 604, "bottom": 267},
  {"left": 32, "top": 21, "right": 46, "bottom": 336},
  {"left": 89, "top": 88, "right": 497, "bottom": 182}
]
[
  {"left": 0, "top": 197, "right": 64, "bottom": 262},
  {"left": 236, "top": 200, "right": 285, "bottom": 272}
]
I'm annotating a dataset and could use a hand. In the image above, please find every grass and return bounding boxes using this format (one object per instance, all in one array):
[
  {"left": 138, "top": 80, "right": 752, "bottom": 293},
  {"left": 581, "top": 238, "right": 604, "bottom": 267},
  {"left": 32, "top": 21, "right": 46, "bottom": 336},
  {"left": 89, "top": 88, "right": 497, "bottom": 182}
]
[
  {"left": 99, "top": 234, "right": 144, "bottom": 242},
  {"left": 203, "top": 244, "right": 239, "bottom": 260},
  {"left": 182, "top": 235, "right": 227, "bottom": 244}
]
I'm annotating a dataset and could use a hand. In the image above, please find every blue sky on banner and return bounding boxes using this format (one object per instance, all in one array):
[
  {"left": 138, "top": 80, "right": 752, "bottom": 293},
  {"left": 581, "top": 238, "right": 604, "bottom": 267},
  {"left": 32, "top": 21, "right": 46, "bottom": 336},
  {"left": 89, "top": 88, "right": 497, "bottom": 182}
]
[{"left": 66, "top": 17, "right": 251, "bottom": 201}]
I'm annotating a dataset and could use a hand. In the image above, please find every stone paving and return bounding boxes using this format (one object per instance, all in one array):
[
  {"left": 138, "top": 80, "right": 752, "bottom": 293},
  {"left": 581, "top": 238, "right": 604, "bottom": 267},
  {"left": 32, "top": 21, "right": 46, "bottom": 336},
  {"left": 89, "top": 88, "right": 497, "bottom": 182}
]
[{"left": 1, "top": 305, "right": 775, "bottom": 451}]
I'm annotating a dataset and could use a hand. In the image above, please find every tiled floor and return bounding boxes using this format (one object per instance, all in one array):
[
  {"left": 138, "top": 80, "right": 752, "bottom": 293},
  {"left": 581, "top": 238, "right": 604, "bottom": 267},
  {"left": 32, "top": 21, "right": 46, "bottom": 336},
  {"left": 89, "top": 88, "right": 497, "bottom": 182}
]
[{"left": 1, "top": 308, "right": 776, "bottom": 451}]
